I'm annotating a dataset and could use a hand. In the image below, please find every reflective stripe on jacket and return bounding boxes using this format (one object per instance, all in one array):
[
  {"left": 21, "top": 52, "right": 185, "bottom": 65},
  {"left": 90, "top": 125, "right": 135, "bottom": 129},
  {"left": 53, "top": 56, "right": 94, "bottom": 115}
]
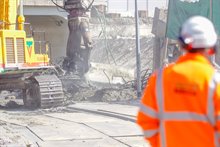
[{"left": 137, "top": 53, "right": 220, "bottom": 147}]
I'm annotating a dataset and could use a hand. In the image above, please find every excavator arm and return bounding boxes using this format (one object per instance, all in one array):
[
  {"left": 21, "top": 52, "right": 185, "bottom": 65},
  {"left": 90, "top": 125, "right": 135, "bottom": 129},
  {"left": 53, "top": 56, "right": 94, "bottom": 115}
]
[
  {"left": 0, "top": 0, "right": 18, "bottom": 30},
  {"left": 52, "top": 0, "right": 94, "bottom": 75}
]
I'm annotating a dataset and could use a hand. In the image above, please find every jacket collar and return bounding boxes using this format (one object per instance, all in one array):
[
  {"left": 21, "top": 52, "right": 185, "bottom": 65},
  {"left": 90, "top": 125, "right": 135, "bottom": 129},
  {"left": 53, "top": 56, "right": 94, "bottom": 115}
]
[{"left": 176, "top": 53, "right": 211, "bottom": 65}]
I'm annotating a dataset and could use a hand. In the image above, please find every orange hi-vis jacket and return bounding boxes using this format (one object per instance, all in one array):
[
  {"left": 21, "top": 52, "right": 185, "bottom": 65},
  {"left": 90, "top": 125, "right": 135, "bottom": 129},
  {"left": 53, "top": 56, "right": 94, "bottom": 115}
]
[{"left": 137, "top": 53, "right": 220, "bottom": 147}]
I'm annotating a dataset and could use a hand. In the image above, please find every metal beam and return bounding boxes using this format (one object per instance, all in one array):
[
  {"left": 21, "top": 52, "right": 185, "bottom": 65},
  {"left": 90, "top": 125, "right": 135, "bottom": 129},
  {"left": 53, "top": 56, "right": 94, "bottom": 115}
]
[{"left": 135, "top": 0, "right": 142, "bottom": 99}]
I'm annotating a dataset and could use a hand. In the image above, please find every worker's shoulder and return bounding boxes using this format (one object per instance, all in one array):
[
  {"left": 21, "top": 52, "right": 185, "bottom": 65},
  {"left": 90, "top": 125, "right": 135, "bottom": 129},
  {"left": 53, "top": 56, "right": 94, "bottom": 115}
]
[
  {"left": 152, "top": 63, "right": 174, "bottom": 73},
  {"left": 163, "top": 62, "right": 176, "bottom": 69},
  {"left": 150, "top": 64, "right": 171, "bottom": 78}
]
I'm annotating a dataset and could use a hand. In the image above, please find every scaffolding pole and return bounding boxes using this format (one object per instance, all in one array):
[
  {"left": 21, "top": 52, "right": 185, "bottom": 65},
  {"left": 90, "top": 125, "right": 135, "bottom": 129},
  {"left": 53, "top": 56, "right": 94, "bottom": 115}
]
[{"left": 135, "top": 0, "right": 142, "bottom": 99}]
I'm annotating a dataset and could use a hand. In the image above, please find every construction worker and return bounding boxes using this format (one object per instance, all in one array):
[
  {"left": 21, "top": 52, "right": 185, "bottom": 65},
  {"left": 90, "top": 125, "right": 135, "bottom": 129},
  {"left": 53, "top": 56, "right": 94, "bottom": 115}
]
[{"left": 137, "top": 16, "right": 220, "bottom": 147}]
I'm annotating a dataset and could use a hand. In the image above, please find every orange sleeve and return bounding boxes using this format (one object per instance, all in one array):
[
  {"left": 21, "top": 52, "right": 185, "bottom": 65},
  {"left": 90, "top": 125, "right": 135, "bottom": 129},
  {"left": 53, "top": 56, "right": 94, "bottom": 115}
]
[{"left": 137, "top": 72, "right": 159, "bottom": 146}]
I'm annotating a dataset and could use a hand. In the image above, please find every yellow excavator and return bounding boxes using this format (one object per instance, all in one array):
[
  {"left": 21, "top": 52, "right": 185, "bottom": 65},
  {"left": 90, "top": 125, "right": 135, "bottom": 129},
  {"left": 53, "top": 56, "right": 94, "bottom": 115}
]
[{"left": 0, "top": 0, "right": 64, "bottom": 109}]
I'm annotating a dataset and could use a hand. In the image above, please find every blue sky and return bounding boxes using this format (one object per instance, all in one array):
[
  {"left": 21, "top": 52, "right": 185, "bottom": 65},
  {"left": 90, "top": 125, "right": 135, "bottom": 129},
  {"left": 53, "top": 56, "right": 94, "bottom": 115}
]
[{"left": 107, "top": 0, "right": 168, "bottom": 16}]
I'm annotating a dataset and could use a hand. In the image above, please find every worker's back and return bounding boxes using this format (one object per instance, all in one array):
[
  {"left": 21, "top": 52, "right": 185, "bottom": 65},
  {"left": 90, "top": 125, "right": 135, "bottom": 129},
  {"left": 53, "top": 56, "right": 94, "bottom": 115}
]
[
  {"left": 159, "top": 53, "right": 216, "bottom": 147},
  {"left": 137, "top": 16, "right": 220, "bottom": 147}
]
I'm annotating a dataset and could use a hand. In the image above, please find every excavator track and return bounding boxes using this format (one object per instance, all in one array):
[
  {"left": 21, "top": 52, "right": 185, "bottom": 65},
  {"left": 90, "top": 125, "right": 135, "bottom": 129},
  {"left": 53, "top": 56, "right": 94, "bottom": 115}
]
[
  {"left": 34, "top": 75, "right": 64, "bottom": 109},
  {"left": 24, "top": 74, "right": 64, "bottom": 109}
]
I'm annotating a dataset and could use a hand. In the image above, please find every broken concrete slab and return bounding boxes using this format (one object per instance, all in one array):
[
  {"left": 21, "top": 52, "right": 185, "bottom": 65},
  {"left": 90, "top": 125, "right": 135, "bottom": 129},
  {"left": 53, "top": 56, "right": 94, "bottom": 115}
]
[
  {"left": 0, "top": 112, "right": 53, "bottom": 127},
  {"left": 0, "top": 124, "right": 39, "bottom": 147}
]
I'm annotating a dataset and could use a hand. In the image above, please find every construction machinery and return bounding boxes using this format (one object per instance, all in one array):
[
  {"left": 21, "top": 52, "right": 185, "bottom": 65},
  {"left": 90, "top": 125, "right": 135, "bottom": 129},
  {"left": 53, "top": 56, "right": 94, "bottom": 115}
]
[
  {"left": 52, "top": 0, "right": 94, "bottom": 75},
  {"left": 0, "top": 0, "right": 64, "bottom": 109}
]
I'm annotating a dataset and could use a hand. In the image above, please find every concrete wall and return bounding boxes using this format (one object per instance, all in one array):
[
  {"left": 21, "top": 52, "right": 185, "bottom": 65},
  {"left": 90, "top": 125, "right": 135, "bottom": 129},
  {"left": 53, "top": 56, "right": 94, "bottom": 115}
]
[
  {"left": 24, "top": 0, "right": 106, "bottom": 6},
  {"left": 25, "top": 16, "right": 68, "bottom": 61},
  {"left": 24, "top": 0, "right": 63, "bottom": 6}
]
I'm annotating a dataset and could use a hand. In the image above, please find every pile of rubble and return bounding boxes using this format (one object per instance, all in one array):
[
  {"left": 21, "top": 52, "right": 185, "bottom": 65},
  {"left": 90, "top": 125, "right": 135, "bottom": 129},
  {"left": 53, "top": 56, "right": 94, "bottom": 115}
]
[{"left": 57, "top": 65, "right": 137, "bottom": 105}]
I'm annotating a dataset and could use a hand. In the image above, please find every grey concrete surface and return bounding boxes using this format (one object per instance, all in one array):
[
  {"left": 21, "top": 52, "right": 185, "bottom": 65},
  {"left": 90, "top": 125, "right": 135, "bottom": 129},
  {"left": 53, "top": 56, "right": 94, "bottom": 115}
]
[
  {"left": 0, "top": 102, "right": 149, "bottom": 147},
  {"left": 68, "top": 102, "right": 139, "bottom": 117},
  {"left": 46, "top": 112, "right": 117, "bottom": 123},
  {"left": 39, "top": 137, "right": 128, "bottom": 147},
  {"left": 85, "top": 121, "right": 142, "bottom": 137},
  {"left": 28, "top": 123, "right": 104, "bottom": 141},
  {"left": 116, "top": 136, "right": 151, "bottom": 147}
]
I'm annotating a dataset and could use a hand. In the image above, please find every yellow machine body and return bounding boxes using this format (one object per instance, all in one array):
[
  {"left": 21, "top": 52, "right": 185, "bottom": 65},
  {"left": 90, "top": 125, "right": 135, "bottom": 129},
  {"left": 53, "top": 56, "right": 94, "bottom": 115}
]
[{"left": 0, "top": 0, "right": 50, "bottom": 72}]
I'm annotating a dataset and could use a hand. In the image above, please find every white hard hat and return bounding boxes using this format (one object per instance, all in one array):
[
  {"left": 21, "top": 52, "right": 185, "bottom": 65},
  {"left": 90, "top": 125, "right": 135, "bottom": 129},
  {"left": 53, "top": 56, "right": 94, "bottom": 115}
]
[{"left": 180, "top": 16, "right": 217, "bottom": 49}]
